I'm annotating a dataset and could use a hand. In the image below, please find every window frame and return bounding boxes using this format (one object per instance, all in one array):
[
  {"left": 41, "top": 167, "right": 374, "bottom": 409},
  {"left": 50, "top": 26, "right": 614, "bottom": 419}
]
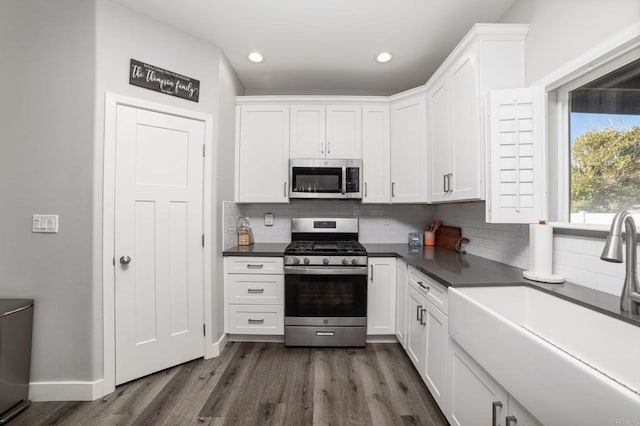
[{"left": 543, "top": 31, "right": 640, "bottom": 231}]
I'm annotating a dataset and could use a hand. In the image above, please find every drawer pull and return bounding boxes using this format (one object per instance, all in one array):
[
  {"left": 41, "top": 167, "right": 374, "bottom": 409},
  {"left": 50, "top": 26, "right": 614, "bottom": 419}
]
[
  {"left": 247, "top": 288, "right": 265, "bottom": 294},
  {"left": 246, "top": 264, "right": 264, "bottom": 269},
  {"left": 506, "top": 415, "right": 517, "bottom": 426},
  {"left": 420, "top": 308, "right": 427, "bottom": 325},
  {"left": 416, "top": 304, "right": 422, "bottom": 321},
  {"left": 248, "top": 318, "right": 265, "bottom": 324},
  {"left": 316, "top": 331, "right": 335, "bottom": 336}
]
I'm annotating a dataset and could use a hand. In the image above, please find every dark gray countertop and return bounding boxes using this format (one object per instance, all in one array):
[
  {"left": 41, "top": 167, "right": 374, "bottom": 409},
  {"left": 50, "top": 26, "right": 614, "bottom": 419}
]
[
  {"left": 223, "top": 243, "right": 290, "bottom": 257},
  {"left": 224, "top": 243, "right": 640, "bottom": 327}
]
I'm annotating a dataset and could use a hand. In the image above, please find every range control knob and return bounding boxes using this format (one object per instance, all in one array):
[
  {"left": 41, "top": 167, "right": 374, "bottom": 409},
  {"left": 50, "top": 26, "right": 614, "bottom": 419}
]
[
  {"left": 293, "top": 257, "right": 301, "bottom": 265},
  {"left": 342, "top": 258, "right": 349, "bottom": 265},
  {"left": 323, "top": 257, "right": 330, "bottom": 265},
  {"left": 351, "top": 258, "right": 359, "bottom": 265},
  {"left": 303, "top": 257, "right": 310, "bottom": 265}
]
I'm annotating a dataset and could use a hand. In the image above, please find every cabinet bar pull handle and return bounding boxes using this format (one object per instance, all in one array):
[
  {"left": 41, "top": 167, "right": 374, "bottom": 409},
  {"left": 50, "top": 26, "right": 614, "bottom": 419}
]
[
  {"left": 327, "top": 141, "right": 330, "bottom": 154},
  {"left": 284, "top": 182, "right": 287, "bottom": 197},
  {"left": 447, "top": 173, "right": 453, "bottom": 193},
  {"left": 320, "top": 142, "right": 324, "bottom": 154},
  {"left": 364, "top": 182, "right": 368, "bottom": 197},
  {"left": 506, "top": 415, "right": 517, "bottom": 426},
  {"left": 392, "top": 182, "right": 396, "bottom": 197},
  {"left": 248, "top": 318, "right": 264, "bottom": 324},
  {"left": 416, "top": 305, "right": 422, "bottom": 321},
  {"left": 443, "top": 174, "right": 447, "bottom": 193},
  {"left": 316, "top": 331, "right": 335, "bottom": 336},
  {"left": 370, "top": 264, "right": 374, "bottom": 281},
  {"left": 247, "top": 264, "right": 264, "bottom": 269},
  {"left": 492, "top": 401, "right": 503, "bottom": 426},
  {"left": 420, "top": 308, "right": 426, "bottom": 325},
  {"left": 247, "top": 288, "right": 264, "bottom": 294}
]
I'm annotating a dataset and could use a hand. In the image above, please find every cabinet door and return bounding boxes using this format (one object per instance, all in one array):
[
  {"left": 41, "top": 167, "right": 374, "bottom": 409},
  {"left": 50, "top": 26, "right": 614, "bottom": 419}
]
[
  {"left": 395, "top": 259, "right": 408, "bottom": 347},
  {"left": 236, "top": 105, "right": 290, "bottom": 203},
  {"left": 367, "top": 258, "right": 396, "bottom": 335},
  {"left": 450, "top": 51, "right": 482, "bottom": 201},
  {"left": 390, "top": 95, "right": 428, "bottom": 203},
  {"left": 362, "top": 105, "right": 391, "bottom": 203},
  {"left": 507, "top": 396, "right": 543, "bottom": 426},
  {"left": 326, "top": 105, "right": 362, "bottom": 159},
  {"left": 406, "top": 284, "right": 426, "bottom": 371},
  {"left": 290, "top": 105, "right": 326, "bottom": 158},
  {"left": 447, "top": 339, "right": 508, "bottom": 426},
  {"left": 423, "top": 299, "right": 448, "bottom": 412},
  {"left": 428, "top": 78, "right": 452, "bottom": 202}
]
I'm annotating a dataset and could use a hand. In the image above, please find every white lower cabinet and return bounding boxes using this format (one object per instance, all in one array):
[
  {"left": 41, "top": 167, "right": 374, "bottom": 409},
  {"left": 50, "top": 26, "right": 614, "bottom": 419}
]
[
  {"left": 447, "top": 338, "right": 541, "bottom": 426},
  {"left": 367, "top": 258, "right": 396, "bottom": 335},
  {"left": 405, "top": 267, "right": 449, "bottom": 413},
  {"left": 395, "top": 259, "right": 408, "bottom": 347},
  {"left": 224, "top": 257, "right": 284, "bottom": 335}
]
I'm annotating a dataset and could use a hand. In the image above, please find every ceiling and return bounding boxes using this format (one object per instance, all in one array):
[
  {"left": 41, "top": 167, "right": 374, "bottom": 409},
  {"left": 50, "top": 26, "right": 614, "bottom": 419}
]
[{"left": 112, "top": 0, "right": 518, "bottom": 95}]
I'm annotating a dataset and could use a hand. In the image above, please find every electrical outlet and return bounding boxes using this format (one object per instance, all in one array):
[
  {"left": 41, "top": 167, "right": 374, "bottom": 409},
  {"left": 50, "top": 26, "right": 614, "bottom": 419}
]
[
  {"left": 384, "top": 216, "right": 390, "bottom": 226},
  {"left": 265, "top": 213, "right": 274, "bottom": 226}
]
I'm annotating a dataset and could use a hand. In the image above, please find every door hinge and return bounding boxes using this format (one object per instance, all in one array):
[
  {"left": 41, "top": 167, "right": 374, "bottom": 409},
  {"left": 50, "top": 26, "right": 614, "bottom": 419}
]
[
  {"left": 203, "top": 144, "right": 206, "bottom": 157},
  {"left": 203, "top": 323, "right": 206, "bottom": 336},
  {"left": 202, "top": 234, "right": 205, "bottom": 247}
]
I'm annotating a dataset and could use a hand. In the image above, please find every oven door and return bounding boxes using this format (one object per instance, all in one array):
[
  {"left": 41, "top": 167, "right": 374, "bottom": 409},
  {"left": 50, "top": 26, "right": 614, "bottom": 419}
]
[{"left": 284, "top": 266, "right": 367, "bottom": 325}]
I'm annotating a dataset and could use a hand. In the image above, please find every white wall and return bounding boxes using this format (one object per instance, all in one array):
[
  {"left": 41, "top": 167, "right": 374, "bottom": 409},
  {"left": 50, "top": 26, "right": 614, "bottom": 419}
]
[
  {"left": 0, "top": 0, "right": 96, "bottom": 385},
  {"left": 214, "top": 56, "right": 244, "bottom": 338},
  {"left": 500, "top": 0, "right": 640, "bottom": 85}
]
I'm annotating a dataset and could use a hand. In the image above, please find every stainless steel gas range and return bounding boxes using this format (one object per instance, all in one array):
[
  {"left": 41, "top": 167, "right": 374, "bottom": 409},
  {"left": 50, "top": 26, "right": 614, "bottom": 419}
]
[{"left": 284, "top": 218, "right": 368, "bottom": 347}]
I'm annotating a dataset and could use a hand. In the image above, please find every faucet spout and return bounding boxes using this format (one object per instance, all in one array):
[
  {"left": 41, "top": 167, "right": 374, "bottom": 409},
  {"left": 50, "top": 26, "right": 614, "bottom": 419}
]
[{"left": 601, "top": 210, "right": 640, "bottom": 315}]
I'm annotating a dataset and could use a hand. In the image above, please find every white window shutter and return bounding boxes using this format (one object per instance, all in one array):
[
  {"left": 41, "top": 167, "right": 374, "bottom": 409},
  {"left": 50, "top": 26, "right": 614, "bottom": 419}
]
[{"left": 486, "top": 88, "right": 547, "bottom": 224}]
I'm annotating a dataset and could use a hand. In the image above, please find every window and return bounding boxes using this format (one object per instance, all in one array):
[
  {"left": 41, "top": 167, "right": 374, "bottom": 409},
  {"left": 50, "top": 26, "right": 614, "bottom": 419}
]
[{"left": 568, "top": 56, "right": 640, "bottom": 224}]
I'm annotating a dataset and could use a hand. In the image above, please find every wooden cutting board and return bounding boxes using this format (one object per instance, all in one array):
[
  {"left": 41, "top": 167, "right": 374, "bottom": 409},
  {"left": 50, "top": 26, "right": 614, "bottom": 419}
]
[{"left": 435, "top": 225, "right": 462, "bottom": 251}]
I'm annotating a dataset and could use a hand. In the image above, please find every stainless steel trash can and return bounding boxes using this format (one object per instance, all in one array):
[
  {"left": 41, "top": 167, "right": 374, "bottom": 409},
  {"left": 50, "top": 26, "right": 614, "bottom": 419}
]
[{"left": 0, "top": 299, "right": 33, "bottom": 424}]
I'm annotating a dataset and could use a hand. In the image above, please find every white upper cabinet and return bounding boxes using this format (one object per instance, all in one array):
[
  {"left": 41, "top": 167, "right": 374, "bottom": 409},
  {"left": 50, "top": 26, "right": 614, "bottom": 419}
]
[
  {"left": 362, "top": 104, "right": 391, "bottom": 203},
  {"left": 290, "top": 104, "right": 362, "bottom": 159},
  {"left": 426, "top": 24, "right": 528, "bottom": 204},
  {"left": 326, "top": 105, "right": 362, "bottom": 158},
  {"left": 486, "top": 88, "right": 547, "bottom": 224},
  {"left": 235, "top": 104, "right": 290, "bottom": 203},
  {"left": 390, "top": 91, "right": 428, "bottom": 203},
  {"left": 290, "top": 105, "right": 326, "bottom": 158}
]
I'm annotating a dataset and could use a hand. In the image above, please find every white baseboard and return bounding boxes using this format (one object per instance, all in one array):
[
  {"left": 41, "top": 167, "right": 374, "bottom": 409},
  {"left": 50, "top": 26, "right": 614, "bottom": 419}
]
[
  {"left": 29, "top": 379, "right": 104, "bottom": 402},
  {"left": 205, "top": 333, "right": 228, "bottom": 359},
  {"left": 366, "top": 335, "right": 399, "bottom": 343}
]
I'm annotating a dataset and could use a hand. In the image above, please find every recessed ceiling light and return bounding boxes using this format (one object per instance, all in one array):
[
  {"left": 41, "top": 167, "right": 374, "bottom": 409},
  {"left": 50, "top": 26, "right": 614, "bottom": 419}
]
[
  {"left": 248, "top": 51, "right": 264, "bottom": 63},
  {"left": 376, "top": 52, "right": 392, "bottom": 63}
]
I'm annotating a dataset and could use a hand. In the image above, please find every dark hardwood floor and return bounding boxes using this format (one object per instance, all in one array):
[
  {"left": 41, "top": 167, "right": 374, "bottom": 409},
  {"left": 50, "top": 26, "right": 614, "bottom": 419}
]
[{"left": 14, "top": 342, "right": 448, "bottom": 426}]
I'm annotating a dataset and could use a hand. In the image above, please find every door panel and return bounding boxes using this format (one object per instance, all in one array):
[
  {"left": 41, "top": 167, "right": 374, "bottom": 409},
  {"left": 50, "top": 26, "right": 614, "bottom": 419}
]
[
  {"left": 326, "top": 105, "right": 362, "bottom": 158},
  {"left": 115, "top": 105, "right": 204, "bottom": 385},
  {"left": 290, "top": 105, "right": 325, "bottom": 158}
]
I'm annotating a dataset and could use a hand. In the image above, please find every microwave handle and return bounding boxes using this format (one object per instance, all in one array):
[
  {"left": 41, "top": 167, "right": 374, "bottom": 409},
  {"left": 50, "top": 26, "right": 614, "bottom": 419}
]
[{"left": 341, "top": 167, "right": 347, "bottom": 194}]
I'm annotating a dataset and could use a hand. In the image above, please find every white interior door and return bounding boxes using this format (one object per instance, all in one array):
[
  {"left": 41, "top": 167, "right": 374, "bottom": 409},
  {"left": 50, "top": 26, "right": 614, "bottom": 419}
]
[{"left": 114, "top": 104, "right": 205, "bottom": 385}]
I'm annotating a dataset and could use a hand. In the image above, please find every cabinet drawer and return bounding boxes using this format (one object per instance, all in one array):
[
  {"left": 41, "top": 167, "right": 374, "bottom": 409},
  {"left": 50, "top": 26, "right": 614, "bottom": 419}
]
[
  {"left": 409, "top": 267, "right": 448, "bottom": 314},
  {"left": 228, "top": 274, "right": 284, "bottom": 305},
  {"left": 225, "top": 257, "right": 284, "bottom": 274},
  {"left": 228, "top": 305, "right": 284, "bottom": 335}
]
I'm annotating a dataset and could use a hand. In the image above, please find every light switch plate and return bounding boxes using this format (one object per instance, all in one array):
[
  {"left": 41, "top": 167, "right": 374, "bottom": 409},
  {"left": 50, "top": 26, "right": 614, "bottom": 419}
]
[
  {"left": 33, "top": 214, "right": 59, "bottom": 233},
  {"left": 264, "top": 213, "right": 274, "bottom": 226}
]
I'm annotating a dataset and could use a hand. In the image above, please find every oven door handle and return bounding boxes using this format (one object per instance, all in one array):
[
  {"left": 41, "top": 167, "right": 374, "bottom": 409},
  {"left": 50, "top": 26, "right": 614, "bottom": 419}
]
[{"left": 284, "top": 266, "right": 368, "bottom": 275}]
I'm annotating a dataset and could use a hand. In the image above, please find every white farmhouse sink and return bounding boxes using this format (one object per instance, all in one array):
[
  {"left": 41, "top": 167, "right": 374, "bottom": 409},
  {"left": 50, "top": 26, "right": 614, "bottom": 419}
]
[{"left": 449, "top": 285, "right": 640, "bottom": 425}]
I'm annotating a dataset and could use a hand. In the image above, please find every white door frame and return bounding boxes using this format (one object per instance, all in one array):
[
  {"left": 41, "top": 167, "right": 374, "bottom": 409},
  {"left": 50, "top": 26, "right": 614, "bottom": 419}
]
[{"left": 102, "top": 93, "right": 214, "bottom": 396}]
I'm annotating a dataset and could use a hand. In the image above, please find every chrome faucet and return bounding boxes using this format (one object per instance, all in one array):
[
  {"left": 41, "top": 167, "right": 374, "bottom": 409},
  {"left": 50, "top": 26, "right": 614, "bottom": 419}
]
[{"left": 601, "top": 210, "right": 640, "bottom": 315}]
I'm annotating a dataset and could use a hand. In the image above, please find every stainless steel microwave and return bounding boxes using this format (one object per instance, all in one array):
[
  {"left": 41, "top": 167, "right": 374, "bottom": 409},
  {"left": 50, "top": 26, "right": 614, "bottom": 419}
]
[{"left": 289, "top": 159, "right": 362, "bottom": 199}]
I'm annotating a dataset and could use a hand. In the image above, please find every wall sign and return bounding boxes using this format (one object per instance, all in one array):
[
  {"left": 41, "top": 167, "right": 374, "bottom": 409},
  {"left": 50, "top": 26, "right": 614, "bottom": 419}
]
[{"left": 129, "top": 59, "right": 200, "bottom": 102}]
